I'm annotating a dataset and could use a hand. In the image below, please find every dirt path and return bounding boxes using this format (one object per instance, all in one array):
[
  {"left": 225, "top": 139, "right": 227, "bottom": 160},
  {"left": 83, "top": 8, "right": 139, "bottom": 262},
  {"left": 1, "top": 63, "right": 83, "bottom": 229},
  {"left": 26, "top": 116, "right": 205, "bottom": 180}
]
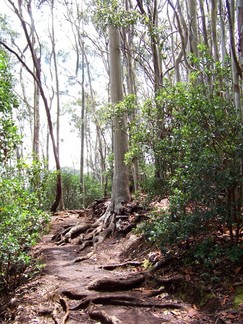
[{"left": 6, "top": 212, "right": 215, "bottom": 323}]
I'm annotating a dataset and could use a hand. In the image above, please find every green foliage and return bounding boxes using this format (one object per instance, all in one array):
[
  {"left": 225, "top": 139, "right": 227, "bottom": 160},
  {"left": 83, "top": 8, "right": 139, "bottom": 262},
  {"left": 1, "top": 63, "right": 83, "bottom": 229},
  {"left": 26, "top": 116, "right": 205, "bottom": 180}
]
[
  {"left": 102, "top": 94, "right": 137, "bottom": 122},
  {"left": 42, "top": 169, "right": 103, "bottom": 210},
  {"left": 226, "top": 245, "right": 243, "bottom": 263},
  {"left": 166, "top": 82, "right": 243, "bottom": 243},
  {"left": 189, "top": 238, "right": 223, "bottom": 269},
  {"left": 62, "top": 170, "right": 82, "bottom": 209},
  {"left": 0, "top": 49, "right": 20, "bottom": 163},
  {"left": 83, "top": 174, "right": 103, "bottom": 206},
  {"left": 136, "top": 52, "right": 243, "bottom": 248},
  {"left": 95, "top": 1, "right": 140, "bottom": 29},
  {"left": 136, "top": 211, "right": 177, "bottom": 246},
  {"left": 0, "top": 167, "right": 49, "bottom": 292},
  {"left": 0, "top": 50, "right": 47, "bottom": 292}
]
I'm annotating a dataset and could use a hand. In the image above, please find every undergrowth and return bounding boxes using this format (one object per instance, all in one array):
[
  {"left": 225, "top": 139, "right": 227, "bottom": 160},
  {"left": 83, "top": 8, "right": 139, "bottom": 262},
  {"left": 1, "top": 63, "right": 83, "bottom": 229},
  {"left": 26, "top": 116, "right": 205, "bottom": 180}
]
[{"left": 0, "top": 172, "right": 50, "bottom": 293}]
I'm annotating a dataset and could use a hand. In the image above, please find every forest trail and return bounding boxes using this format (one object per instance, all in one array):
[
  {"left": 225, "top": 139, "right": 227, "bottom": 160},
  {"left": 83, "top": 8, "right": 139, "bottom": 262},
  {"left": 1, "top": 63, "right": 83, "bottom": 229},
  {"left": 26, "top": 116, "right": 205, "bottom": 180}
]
[{"left": 4, "top": 211, "right": 229, "bottom": 323}]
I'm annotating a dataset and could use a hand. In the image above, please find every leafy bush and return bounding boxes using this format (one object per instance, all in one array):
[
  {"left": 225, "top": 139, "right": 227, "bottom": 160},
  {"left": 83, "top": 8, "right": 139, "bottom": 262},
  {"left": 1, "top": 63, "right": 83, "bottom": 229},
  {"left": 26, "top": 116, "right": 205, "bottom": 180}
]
[
  {"left": 0, "top": 171, "right": 49, "bottom": 292},
  {"left": 0, "top": 50, "right": 20, "bottom": 163},
  {"left": 166, "top": 82, "right": 242, "bottom": 243},
  {"left": 0, "top": 49, "right": 49, "bottom": 293},
  {"left": 83, "top": 174, "right": 103, "bottom": 207},
  {"left": 137, "top": 55, "right": 243, "bottom": 247}
]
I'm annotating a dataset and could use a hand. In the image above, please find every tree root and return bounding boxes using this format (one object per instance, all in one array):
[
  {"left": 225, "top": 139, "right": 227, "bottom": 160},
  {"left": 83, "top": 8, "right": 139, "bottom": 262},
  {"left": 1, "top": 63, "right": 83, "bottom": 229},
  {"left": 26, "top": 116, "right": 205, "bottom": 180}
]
[
  {"left": 68, "top": 213, "right": 116, "bottom": 263},
  {"left": 88, "top": 273, "right": 145, "bottom": 291},
  {"left": 59, "top": 297, "right": 69, "bottom": 324},
  {"left": 65, "top": 292, "right": 186, "bottom": 311},
  {"left": 52, "top": 199, "right": 147, "bottom": 260},
  {"left": 53, "top": 223, "right": 92, "bottom": 245},
  {"left": 40, "top": 291, "right": 70, "bottom": 324},
  {"left": 88, "top": 309, "right": 122, "bottom": 324},
  {"left": 99, "top": 260, "right": 142, "bottom": 270}
]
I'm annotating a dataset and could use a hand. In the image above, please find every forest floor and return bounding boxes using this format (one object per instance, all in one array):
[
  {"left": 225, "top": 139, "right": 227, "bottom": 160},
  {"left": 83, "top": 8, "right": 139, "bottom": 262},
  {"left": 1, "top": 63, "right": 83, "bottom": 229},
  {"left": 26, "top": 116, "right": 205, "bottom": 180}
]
[{"left": 2, "top": 203, "right": 243, "bottom": 324}]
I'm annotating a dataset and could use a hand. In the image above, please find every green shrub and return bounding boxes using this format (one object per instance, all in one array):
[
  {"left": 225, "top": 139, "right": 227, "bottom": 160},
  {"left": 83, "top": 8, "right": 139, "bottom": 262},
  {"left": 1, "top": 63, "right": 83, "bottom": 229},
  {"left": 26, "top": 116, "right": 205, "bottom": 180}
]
[
  {"left": 83, "top": 174, "right": 103, "bottom": 207},
  {"left": 41, "top": 169, "right": 103, "bottom": 210},
  {"left": 0, "top": 174, "right": 49, "bottom": 292},
  {"left": 138, "top": 60, "right": 243, "bottom": 248}
]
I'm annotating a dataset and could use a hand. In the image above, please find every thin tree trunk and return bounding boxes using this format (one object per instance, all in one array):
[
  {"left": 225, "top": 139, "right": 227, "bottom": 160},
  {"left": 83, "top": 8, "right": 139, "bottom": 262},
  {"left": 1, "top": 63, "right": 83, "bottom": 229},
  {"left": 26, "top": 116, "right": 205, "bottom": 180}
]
[
  {"left": 211, "top": 0, "right": 219, "bottom": 61},
  {"left": 238, "top": 0, "right": 243, "bottom": 121},
  {"left": 226, "top": 0, "right": 242, "bottom": 114},
  {"left": 199, "top": 0, "right": 209, "bottom": 48},
  {"left": 80, "top": 38, "right": 85, "bottom": 207},
  {"left": 187, "top": 0, "right": 198, "bottom": 58},
  {"left": 50, "top": 0, "right": 65, "bottom": 210}
]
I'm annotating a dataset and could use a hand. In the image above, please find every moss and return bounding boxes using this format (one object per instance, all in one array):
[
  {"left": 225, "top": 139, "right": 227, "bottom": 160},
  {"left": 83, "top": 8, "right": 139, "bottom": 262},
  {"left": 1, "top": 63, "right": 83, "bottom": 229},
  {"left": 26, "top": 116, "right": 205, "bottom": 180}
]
[{"left": 233, "top": 286, "right": 243, "bottom": 309}]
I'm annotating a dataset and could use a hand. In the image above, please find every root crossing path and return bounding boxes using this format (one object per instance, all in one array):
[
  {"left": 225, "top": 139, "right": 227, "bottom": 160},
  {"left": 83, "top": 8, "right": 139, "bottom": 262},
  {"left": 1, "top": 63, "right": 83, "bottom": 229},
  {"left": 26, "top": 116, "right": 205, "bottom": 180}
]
[{"left": 8, "top": 211, "right": 212, "bottom": 323}]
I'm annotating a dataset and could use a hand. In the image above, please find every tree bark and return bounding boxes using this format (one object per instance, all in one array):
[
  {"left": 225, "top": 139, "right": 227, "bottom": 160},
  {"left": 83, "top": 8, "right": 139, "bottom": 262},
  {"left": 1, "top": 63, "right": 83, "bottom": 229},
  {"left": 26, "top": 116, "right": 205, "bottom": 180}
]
[
  {"left": 109, "top": 24, "right": 130, "bottom": 211},
  {"left": 50, "top": 0, "right": 65, "bottom": 210},
  {"left": 226, "top": 0, "right": 242, "bottom": 115}
]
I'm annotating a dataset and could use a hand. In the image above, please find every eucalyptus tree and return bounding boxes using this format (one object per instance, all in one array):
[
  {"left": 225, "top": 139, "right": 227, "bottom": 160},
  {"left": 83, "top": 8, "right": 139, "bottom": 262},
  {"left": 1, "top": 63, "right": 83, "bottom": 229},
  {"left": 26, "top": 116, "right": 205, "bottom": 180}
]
[
  {"left": 62, "top": 0, "right": 86, "bottom": 200},
  {"left": 90, "top": 0, "right": 131, "bottom": 210},
  {"left": 238, "top": 0, "right": 243, "bottom": 80},
  {"left": 109, "top": 23, "right": 130, "bottom": 212},
  {"left": 61, "top": 0, "right": 108, "bottom": 201},
  {"left": 2, "top": 0, "right": 63, "bottom": 211},
  {"left": 187, "top": 0, "right": 198, "bottom": 58},
  {"left": 226, "top": 0, "right": 242, "bottom": 115},
  {"left": 48, "top": 0, "right": 65, "bottom": 209},
  {"left": 120, "top": 0, "right": 140, "bottom": 190}
]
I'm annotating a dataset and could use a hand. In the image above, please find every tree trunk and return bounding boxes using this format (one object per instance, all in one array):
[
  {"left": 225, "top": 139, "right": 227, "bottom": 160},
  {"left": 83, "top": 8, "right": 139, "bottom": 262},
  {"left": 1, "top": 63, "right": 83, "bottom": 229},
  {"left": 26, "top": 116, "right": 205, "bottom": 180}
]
[
  {"left": 122, "top": 0, "right": 140, "bottom": 192},
  {"left": 238, "top": 0, "right": 243, "bottom": 121},
  {"left": 238, "top": 0, "right": 243, "bottom": 70},
  {"left": 199, "top": 0, "right": 209, "bottom": 48},
  {"left": 109, "top": 24, "right": 130, "bottom": 212},
  {"left": 80, "top": 37, "right": 85, "bottom": 207},
  {"left": 226, "top": 0, "right": 242, "bottom": 115},
  {"left": 211, "top": 0, "right": 219, "bottom": 61},
  {"left": 50, "top": 0, "right": 65, "bottom": 210},
  {"left": 187, "top": 0, "right": 198, "bottom": 60}
]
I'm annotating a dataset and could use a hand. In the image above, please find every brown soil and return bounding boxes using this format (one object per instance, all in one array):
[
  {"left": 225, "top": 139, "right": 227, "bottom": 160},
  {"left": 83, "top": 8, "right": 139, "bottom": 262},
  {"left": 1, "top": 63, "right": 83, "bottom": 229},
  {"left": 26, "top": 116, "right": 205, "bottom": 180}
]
[{"left": 1, "top": 211, "right": 240, "bottom": 323}]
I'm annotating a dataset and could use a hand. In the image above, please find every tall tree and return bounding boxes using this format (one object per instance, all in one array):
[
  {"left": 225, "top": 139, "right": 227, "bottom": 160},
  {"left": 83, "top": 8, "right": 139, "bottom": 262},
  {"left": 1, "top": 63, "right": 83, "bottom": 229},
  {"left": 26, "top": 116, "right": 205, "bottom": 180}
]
[
  {"left": 109, "top": 24, "right": 130, "bottom": 213},
  {"left": 49, "top": 0, "right": 65, "bottom": 209},
  {"left": 239, "top": 0, "right": 243, "bottom": 70},
  {"left": 3, "top": 0, "right": 63, "bottom": 211},
  {"left": 226, "top": 0, "right": 242, "bottom": 114}
]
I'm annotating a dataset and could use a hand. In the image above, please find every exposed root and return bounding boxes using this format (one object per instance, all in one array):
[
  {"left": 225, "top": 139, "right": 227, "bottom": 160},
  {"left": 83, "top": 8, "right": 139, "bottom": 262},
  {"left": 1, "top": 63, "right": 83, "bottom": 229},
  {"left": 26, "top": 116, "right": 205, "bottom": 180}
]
[
  {"left": 59, "top": 297, "right": 69, "bottom": 324},
  {"left": 52, "top": 199, "right": 147, "bottom": 261},
  {"left": 65, "top": 292, "right": 186, "bottom": 311},
  {"left": 88, "top": 309, "right": 122, "bottom": 324},
  {"left": 88, "top": 273, "right": 145, "bottom": 291},
  {"left": 53, "top": 223, "right": 92, "bottom": 245},
  {"left": 41, "top": 291, "right": 69, "bottom": 324},
  {"left": 100, "top": 260, "right": 142, "bottom": 270}
]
